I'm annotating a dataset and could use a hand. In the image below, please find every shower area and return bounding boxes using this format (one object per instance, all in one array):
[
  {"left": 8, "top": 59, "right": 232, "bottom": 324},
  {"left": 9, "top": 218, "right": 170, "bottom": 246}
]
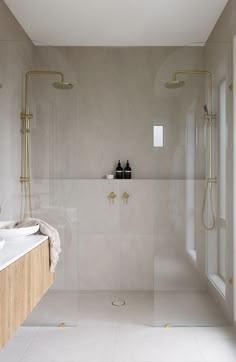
[{"left": 0, "top": 40, "right": 233, "bottom": 328}]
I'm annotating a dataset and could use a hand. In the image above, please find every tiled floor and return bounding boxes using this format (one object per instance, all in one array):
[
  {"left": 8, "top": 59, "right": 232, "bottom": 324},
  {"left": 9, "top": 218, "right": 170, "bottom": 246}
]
[
  {"left": 154, "top": 291, "right": 230, "bottom": 326},
  {"left": 23, "top": 290, "right": 229, "bottom": 327},
  {"left": 0, "top": 291, "right": 235, "bottom": 362}
]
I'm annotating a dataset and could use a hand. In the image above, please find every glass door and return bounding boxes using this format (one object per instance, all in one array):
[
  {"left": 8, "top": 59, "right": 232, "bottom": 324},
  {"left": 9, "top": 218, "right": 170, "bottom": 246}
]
[{"left": 153, "top": 42, "right": 233, "bottom": 327}]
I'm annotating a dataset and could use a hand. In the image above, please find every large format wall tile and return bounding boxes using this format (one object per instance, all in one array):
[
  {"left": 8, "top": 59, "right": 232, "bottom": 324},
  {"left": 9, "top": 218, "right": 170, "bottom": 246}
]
[
  {"left": 31, "top": 179, "right": 206, "bottom": 291},
  {"left": 77, "top": 180, "right": 120, "bottom": 234},
  {"left": 31, "top": 46, "right": 205, "bottom": 179},
  {"left": 46, "top": 179, "right": 120, "bottom": 234},
  {"left": 48, "top": 179, "right": 80, "bottom": 208},
  {"left": 78, "top": 234, "right": 120, "bottom": 290},
  {"left": 120, "top": 235, "right": 154, "bottom": 290},
  {"left": 119, "top": 180, "right": 154, "bottom": 234},
  {"left": 153, "top": 180, "right": 186, "bottom": 239},
  {"left": 153, "top": 180, "right": 207, "bottom": 292},
  {"left": 0, "top": 40, "right": 33, "bottom": 221},
  {"left": 154, "top": 231, "right": 206, "bottom": 292}
]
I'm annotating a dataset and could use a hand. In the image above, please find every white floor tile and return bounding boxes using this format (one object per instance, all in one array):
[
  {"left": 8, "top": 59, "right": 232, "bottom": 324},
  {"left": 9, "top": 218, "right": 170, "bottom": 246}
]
[
  {"left": 0, "top": 327, "right": 38, "bottom": 362},
  {"left": 194, "top": 327, "right": 236, "bottom": 341},
  {"left": 113, "top": 291, "right": 154, "bottom": 326},
  {"left": 1, "top": 291, "right": 235, "bottom": 362},
  {"left": 154, "top": 291, "right": 229, "bottom": 327},
  {"left": 20, "top": 323, "right": 116, "bottom": 362},
  {"left": 113, "top": 334, "right": 205, "bottom": 362},
  {"left": 24, "top": 290, "right": 80, "bottom": 326},
  {"left": 198, "top": 337, "right": 236, "bottom": 362}
]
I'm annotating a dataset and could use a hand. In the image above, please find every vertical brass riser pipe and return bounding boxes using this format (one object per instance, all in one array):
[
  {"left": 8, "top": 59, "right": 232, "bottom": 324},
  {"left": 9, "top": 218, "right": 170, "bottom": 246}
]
[{"left": 20, "top": 70, "right": 65, "bottom": 218}]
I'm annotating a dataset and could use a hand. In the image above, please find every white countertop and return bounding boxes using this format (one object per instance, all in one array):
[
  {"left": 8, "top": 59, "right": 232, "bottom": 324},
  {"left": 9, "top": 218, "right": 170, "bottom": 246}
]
[{"left": 0, "top": 235, "right": 48, "bottom": 272}]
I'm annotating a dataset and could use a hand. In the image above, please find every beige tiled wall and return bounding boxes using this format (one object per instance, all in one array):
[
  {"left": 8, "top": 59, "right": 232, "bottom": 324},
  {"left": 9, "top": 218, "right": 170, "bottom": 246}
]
[
  {"left": 32, "top": 179, "right": 206, "bottom": 291},
  {"left": 30, "top": 46, "right": 205, "bottom": 179},
  {"left": 0, "top": 2, "right": 33, "bottom": 221}
]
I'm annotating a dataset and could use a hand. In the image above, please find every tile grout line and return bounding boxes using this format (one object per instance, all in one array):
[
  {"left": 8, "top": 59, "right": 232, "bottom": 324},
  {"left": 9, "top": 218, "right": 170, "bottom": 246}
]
[
  {"left": 194, "top": 334, "right": 208, "bottom": 362},
  {"left": 111, "top": 320, "right": 119, "bottom": 362},
  {"left": 18, "top": 327, "right": 40, "bottom": 362}
]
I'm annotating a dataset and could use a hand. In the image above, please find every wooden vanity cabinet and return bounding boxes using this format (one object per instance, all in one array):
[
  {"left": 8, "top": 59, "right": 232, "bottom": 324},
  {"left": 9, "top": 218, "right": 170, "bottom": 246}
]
[{"left": 0, "top": 239, "right": 54, "bottom": 350}]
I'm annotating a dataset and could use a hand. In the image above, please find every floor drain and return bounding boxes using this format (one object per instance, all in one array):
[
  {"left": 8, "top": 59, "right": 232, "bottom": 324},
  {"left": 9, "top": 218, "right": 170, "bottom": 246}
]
[{"left": 112, "top": 300, "right": 126, "bottom": 307}]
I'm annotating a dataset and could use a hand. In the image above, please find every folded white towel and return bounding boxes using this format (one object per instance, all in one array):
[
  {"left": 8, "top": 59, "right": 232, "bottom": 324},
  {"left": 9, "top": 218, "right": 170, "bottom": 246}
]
[{"left": 4, "top": 218, "right": 61, "bottom": 272}]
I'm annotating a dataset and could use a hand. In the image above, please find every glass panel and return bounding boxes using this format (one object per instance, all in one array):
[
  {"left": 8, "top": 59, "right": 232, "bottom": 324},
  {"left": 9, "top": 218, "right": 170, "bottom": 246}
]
[
  {"left": 154, "top": 42, "right": 233, "bottom": 327},
  {"left": 23, "top": 46, "right": 80, "bottom": 327}
]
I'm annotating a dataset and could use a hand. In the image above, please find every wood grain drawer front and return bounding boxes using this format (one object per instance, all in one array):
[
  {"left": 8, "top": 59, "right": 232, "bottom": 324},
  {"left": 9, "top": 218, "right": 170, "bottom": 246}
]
[{"left": 0, "top": 240, "right": 55, "bottom": 350}]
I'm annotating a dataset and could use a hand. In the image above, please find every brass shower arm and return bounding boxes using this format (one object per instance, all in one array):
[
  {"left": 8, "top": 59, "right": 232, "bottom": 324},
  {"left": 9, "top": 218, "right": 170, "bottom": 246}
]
[
  {"left": 23, "top": 70, "right": 65, "bottom": 116},
  {"left": 26, "top": 70, "right": 64, "bottom": 79},
  {"left": 172, "top": 69, "right": 213, "bottom": 114},
  {"left": 172, "top": 70, "right": 212, "bottom": 81}
]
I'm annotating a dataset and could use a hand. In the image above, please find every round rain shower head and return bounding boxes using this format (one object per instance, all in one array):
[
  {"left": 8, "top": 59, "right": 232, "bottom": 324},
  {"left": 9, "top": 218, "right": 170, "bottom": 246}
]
[
  {"left": 165, "top": 80, "right": 185, "bottom": 89},
  {"left": 52, "top": 81, "right": 74, "bottom": 90}
]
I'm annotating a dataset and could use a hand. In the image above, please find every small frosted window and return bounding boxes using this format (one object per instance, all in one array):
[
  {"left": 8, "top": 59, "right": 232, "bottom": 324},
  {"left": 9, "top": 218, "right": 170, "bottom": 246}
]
[{"left": 153, "top": 125, "right": 164, "bottom": 147}]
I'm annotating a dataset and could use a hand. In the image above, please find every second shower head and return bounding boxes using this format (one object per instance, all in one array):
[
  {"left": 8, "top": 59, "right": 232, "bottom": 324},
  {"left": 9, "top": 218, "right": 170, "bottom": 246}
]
[
  {"left": 165, "top": 79, "right": 185, "bottom": 89},
  {"left": 52, "top": 81, "right": 74, "bottom": 90}
]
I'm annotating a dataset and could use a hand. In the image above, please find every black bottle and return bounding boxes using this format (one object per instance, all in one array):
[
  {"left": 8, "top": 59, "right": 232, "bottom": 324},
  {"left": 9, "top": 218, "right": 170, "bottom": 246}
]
[
  {"left": 116, "top": 160, "right": 123, "bottom": 179},
  {"left": 124, "top": 160, "right": 132, "bottom": 179}
]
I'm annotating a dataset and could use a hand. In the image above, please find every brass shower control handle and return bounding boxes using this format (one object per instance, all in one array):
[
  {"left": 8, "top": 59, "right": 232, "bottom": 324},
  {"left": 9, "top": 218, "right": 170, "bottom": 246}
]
[
  {"left": 108, "top": 192, "right": 117, "bottom": 204},
  {"left": 123, "top": 192, "right": 130, "bottom": 204}
]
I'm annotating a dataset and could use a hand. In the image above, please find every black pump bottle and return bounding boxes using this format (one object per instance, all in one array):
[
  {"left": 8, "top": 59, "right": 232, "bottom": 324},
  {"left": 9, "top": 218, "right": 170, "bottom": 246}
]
[
  {"left": 124, "top": 160, "right": 132, "bottom": 179},
  {"left": 116, "top": 160, "right": 123, "bottom": 179}
]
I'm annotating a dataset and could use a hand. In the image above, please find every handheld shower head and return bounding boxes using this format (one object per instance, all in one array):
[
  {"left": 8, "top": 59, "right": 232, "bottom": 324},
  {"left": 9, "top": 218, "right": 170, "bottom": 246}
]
[
  {"left": 165, "top": 80, "right": 185, "bottom": 89},
  {"left": 52, "top": 81, "right": 74, "bottom": 90}
]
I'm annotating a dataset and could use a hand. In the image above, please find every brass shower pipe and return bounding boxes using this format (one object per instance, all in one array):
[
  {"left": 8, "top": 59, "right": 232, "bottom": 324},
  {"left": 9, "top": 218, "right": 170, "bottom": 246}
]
[
  {"left": 20, "top": 70, "right": 66, "bottom": 218},
  {"left": 170, "top": 70, "right": 216, "bottom": 230}
]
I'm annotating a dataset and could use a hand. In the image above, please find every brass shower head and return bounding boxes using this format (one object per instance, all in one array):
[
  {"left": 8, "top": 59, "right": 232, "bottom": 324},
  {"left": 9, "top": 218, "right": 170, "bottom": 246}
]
[
  {"left": 165, "top": 80, "right": 185, "bottom": 89},
  {"left": 52, "top": 81, "right": 74, "bottom": 90},
  {"left": 165, "top": 69, "right": 212, "bottom": 90}
]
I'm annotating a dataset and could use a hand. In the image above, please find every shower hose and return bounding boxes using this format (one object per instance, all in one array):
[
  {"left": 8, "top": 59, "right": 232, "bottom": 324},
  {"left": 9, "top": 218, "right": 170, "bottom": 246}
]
[{"left": 202, "top": 178, "right": 216, "bottom": 231}]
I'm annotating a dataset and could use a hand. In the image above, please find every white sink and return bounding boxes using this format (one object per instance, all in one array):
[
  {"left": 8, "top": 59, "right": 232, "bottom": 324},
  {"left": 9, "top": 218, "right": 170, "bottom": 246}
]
[
  {"left": 0, "top": 239, "right": 5, "bottom": 251},
  {"left": 0, "top": 222, "right": 39, "bottom": 240}
]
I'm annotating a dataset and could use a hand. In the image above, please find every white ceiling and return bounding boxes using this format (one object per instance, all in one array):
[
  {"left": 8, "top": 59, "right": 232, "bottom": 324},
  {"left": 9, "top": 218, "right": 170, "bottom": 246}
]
[{"left": 4, "top": 0, "right": 228, "bottom": 46}]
